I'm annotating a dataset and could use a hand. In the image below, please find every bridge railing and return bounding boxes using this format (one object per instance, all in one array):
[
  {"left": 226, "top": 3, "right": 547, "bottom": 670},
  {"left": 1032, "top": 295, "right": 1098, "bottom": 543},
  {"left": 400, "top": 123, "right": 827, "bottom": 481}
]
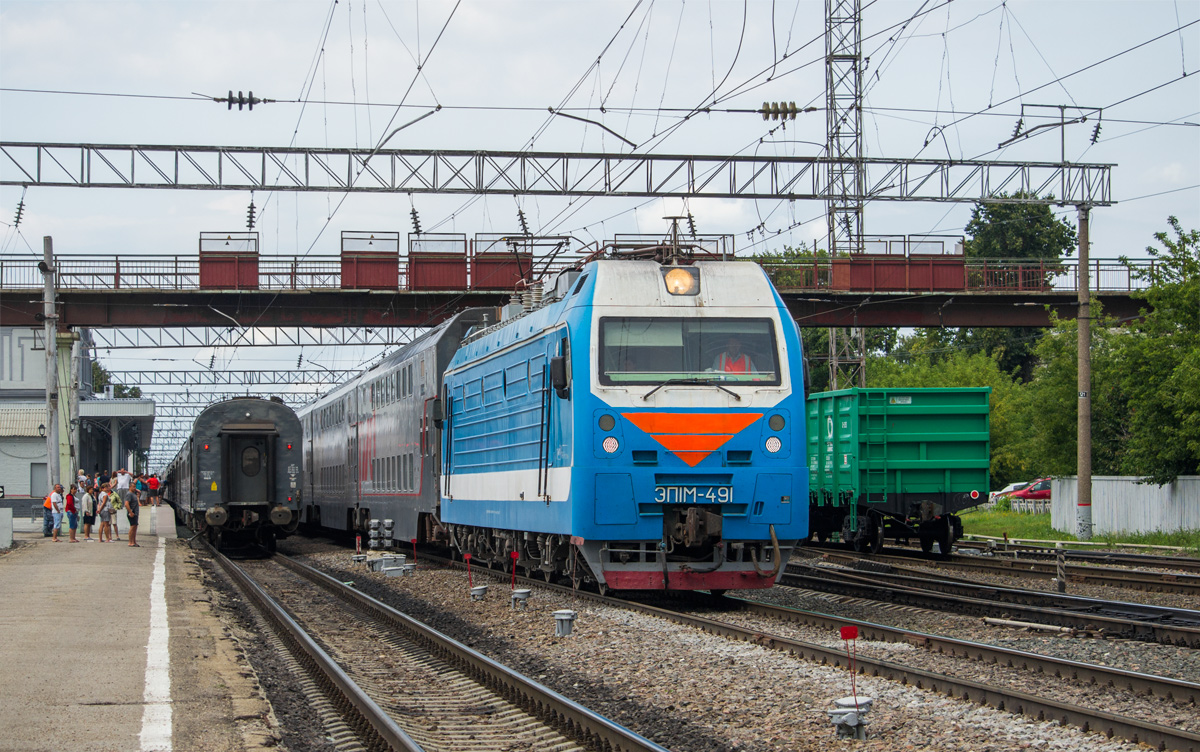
[
  {"left": 0, "top": 253, "right": 1155, "bottom": 294},
  {"left": 762, "top": 257, "right": 1152, "bottom": 293}
]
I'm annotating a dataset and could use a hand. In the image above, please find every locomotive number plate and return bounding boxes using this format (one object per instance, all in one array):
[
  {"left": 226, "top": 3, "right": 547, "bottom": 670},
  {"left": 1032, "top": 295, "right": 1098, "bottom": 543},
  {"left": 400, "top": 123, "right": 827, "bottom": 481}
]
[{"left": 654, "top": 486, "right": 733, "bottom": 504}]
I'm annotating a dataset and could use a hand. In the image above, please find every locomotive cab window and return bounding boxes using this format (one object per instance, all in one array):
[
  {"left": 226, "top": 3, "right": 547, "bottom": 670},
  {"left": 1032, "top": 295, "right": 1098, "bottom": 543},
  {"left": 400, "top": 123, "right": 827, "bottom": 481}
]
[{"left": 599, "top": 317, "right": 780, "bottom": 386}]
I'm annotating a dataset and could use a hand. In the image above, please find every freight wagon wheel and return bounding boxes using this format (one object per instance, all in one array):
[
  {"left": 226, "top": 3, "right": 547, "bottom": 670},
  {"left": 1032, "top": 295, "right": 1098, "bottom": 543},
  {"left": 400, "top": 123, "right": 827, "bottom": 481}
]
[
  {"left": 936, "top": 525, "right": 955, "bottom": 557},
  {"left": 816, "top": 531, "right": 828, "bottom": 544},
  {"left": 868, "top": 524, "right": 885, "bottom": 554},
  {"left": 918, "top": 533, "right": 934, "bottom": 555}
]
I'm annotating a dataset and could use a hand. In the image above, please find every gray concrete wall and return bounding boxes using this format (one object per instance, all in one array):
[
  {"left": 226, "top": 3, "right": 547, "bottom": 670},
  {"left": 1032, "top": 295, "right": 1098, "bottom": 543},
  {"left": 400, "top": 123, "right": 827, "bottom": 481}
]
[
  {"left": 0, "top": 437, "right": 47, "bottom": 497},
  {"left": 0, "top": 328, "right": 46, "bottom": 390},
  {"left": 0, "top": 508, "right": 12, "bottom": 549},
  {"left": 1053, "top": 476, "right": 1200, "bottom": 534}
]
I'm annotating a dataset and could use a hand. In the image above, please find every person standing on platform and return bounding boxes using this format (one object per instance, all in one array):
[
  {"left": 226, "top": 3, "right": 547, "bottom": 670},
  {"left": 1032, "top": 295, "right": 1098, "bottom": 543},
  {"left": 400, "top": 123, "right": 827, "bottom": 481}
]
[
  {"left": 80, "top": 485, "right": 97, "bottom": 541},
  {"left": 48, "top": 484, "right": 65, "bottom": 542},
  {"left": 125, "top": 491, "right": 140, "bottom": 547},
  {"left": 42, "top": 493, "right": 54, "bottom": 537},
  {"left": 64, "top": 486, "right": 79, "bottom": 543},
  {"left": 98, "top": 469, "right": 110, "bottom": 489},
  {"left": 147, "top": 474, "right": 160, "bottom": 507},
  {"left": 114, "top": 468, "right": 132, "bottom": 511},
  {"left": 97, "top": 484, "right": 113, "bottom": 542},
  {"left": 134, "top": 474, "right": 148, "bottom": 507}
]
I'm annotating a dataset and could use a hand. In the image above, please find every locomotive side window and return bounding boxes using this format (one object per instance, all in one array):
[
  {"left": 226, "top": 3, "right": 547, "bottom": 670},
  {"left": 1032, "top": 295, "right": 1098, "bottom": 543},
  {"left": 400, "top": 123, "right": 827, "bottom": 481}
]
[
  {"left": 242, "top": 447, "right": 261, "bottom": 477},
  {"left": 599, "top": 317, "right": 781, "bottom": 386}
]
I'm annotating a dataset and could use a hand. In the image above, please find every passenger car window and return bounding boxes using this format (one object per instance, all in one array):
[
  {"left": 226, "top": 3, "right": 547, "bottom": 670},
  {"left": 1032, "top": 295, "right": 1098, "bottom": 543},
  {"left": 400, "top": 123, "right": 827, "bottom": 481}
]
[{"left": 241, "top": 447, "right": 261, "bottom": 477}]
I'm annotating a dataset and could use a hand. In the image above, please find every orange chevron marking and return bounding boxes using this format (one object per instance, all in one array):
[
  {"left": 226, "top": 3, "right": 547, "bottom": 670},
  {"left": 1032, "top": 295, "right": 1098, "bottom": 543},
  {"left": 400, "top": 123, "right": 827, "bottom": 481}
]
[{"left": 621, "top": 412, "right": 762, "bottom": 466}]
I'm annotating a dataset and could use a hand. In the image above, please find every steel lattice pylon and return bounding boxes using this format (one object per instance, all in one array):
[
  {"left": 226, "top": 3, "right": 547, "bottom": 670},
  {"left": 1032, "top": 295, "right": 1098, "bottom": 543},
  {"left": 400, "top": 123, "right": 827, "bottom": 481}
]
[
  {"left": 826, "top": 0, "right": 867, "bottom": 388},
  {"left": 826, "top": 0, "right": 864, "bottom": 256}
]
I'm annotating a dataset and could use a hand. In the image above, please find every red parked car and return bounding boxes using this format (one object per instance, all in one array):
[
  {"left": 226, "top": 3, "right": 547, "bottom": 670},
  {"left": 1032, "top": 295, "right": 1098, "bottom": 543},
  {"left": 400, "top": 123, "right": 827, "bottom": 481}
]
[{"left": 1009, "top": 477, "right": 1051, "bottom": 501}]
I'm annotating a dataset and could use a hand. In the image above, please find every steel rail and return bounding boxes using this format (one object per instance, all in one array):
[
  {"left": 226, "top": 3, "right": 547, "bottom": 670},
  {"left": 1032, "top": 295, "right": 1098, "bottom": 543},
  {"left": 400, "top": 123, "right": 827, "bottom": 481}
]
[
  {"left": 807, "top": 562, "right": 1200, "bottom": 624},
  {"left": 952, "top": 542, "right": 1200, "bottom": 572},
  {"left": 723, "top": 595, "right": 1200, "bottom": 705},
  {"left": 273, "top": 553, "right": 671, "bottom": 752},
  {"left": 413, "top": 551, "right": 1199, "bottom": 752},
  {"left": 208, "top": 545, "right": 423, "bottom": 752},
  {"left": 783, "top": 567, "right": 1200, "bottom": 647},
  {"left": 808, "top": 546, "right": 1200, "bottom": 594}
]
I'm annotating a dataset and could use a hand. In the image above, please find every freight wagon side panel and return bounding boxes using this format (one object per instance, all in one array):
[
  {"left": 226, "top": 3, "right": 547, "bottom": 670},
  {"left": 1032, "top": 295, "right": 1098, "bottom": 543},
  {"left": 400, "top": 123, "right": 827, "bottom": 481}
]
[{"left": 808, "top": 387, "right": 990, "bottom": 515}]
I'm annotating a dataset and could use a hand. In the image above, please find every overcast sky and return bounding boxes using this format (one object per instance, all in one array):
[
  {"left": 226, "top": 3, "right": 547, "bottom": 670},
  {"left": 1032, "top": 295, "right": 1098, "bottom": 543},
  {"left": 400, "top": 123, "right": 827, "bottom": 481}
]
[{"left": 2, "top": 1, "right": 1197, "bottom": 459}]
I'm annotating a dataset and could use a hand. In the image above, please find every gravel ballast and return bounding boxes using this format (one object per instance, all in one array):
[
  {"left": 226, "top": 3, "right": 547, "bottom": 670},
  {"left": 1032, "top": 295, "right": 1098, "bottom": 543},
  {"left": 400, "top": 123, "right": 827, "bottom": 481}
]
[{"left": 279, "top": 538, "right": 1167, "bottom": 752}]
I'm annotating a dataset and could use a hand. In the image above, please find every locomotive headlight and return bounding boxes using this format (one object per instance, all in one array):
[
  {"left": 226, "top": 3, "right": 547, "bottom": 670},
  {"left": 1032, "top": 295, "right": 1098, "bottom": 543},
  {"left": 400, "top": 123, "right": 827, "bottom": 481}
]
[
  {"left": 661, "top": 266, "right": 699, "bottom": 296},
  {"left": 768, "top": 414, "right": 786, "bottom": 431},
  {"left": 598, "top": 414, "right": 616, "bottom": 431},
  {"left": 602, "top": 436, "right": 620, "bottom": 454},
  {"left": 765, "top": 436, "right": 782, "bottom": 453}
]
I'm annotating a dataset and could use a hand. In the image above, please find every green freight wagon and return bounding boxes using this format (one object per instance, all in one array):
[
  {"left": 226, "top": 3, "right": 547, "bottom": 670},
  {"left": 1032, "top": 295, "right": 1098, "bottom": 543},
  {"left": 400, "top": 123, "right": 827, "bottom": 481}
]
[{"left": 806, "top": 387, "right": 990, "bottom": 555}]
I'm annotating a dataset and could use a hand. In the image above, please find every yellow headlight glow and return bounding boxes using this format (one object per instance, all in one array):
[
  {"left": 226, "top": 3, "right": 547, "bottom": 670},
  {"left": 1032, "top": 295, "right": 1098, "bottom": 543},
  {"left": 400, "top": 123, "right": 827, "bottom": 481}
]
[{"left": 662, "top": 267, "right": 699, "bottom": 295}]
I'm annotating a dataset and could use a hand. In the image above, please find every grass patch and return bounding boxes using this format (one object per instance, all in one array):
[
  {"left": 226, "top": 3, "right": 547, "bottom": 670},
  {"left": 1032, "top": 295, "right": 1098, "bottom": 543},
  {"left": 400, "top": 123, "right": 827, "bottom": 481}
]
[
  {"left": 959, "top": 509, "right": 1200, "bottom": 555},
  {"left": 960, "top": 510, "right": 1074, "bottom": 542}
]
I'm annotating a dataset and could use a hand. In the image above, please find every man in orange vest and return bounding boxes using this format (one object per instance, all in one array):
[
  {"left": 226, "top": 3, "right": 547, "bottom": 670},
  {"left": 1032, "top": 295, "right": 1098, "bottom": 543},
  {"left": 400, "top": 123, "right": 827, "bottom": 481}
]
[
  {"left": 42, "top": 491, "right": 54, "bottom": 537},
  {"left": 713, "top": 336, "right": 756, "bottom": 375}
]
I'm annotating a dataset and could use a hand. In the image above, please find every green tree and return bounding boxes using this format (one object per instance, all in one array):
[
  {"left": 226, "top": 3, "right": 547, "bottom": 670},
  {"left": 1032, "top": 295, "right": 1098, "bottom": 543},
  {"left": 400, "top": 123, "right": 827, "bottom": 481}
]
[
  {"left": 964, "top": 193, "right": 1078, "bottom": 261},
  {"left": 92, "top": 361, "right": 142, "bottom": 399},
  {"left": 1016, "top": 302, "right": 1130, "bottom": 480},
  {"left": 1113, "top": 217, "right": 1200, "bottom": 483}
]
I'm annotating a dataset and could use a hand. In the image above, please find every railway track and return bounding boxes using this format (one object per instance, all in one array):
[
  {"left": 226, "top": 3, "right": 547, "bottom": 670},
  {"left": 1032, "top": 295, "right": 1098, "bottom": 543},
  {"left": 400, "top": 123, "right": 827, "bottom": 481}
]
[
  {"left": 784, "top": 561, "right": 1200, "bottom": 647},
  {"left": 396, "top": 550, "right": 1200, "bottom": 752},
  {"left": 954, "top": 541, "right": 1200, "bottom": 574},
  {"left": 804, "top": 543, "right": 1200, "bottom": 595},
  {"left": 206, "top": 544, "right": 668, "bottom": 752}
]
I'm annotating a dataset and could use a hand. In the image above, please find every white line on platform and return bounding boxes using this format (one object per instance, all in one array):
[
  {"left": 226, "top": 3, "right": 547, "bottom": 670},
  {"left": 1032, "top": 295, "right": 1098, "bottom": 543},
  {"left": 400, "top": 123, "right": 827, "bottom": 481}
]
[{"left": 140, "top": 525, "right": 172, "bottom": 751}]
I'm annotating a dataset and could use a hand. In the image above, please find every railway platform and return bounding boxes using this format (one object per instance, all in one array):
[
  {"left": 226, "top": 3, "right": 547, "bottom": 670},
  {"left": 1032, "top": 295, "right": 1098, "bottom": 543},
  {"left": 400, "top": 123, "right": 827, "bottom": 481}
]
[{"left": 0, "top": 507, "right": 279, "bottom": 752}]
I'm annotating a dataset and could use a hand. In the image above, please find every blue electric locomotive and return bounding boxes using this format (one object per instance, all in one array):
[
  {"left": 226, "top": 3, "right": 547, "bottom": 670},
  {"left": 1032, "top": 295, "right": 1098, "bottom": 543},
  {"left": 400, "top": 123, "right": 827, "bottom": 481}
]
[{"left": 439, "top": 254, "right": 807, "bottom": 591}]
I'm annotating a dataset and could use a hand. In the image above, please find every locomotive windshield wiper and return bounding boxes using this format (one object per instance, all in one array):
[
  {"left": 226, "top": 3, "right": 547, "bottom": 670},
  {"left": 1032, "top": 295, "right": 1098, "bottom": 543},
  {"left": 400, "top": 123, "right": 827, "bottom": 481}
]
[{"left": 642, "top": 377, "right": 741, "bottom": 401}]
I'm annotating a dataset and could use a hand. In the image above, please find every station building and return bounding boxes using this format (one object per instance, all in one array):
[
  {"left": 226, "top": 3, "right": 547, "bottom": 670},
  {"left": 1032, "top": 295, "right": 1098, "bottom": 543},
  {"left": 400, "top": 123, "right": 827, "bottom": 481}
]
[{"left": 0, "top": 326, "right": 154, "bottom": 512}]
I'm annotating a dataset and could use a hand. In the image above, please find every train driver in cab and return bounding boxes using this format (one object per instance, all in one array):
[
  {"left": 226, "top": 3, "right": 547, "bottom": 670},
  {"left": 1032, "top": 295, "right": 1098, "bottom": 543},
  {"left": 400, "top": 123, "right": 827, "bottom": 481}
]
[{"left": 712, "top": 335, "right": 756, "bottom": 375}]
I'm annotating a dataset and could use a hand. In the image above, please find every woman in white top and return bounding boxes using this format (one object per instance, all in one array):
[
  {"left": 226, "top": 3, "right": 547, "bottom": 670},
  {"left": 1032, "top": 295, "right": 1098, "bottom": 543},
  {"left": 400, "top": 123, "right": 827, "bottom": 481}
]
[{"left": 81, "top": 486, "right": 97, "bottom": 541}]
